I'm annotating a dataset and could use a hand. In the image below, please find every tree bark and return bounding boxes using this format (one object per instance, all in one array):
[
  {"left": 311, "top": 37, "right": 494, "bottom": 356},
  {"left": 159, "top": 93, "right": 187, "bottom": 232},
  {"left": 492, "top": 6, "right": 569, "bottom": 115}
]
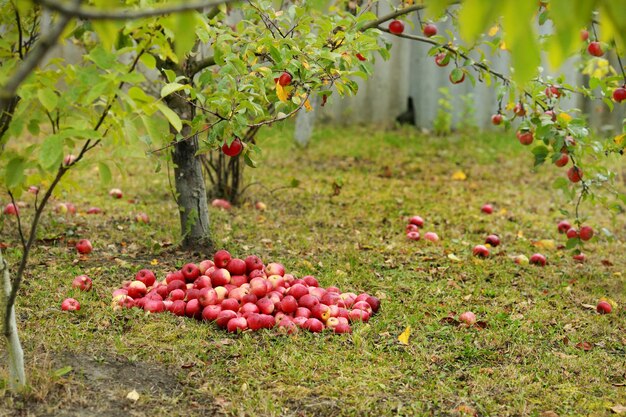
[
  {"left": 167, "top": 94, "right": 214, "bottom": 251},
  {"left": 1, "top": 249, "right": 26, "bottom": 390}
]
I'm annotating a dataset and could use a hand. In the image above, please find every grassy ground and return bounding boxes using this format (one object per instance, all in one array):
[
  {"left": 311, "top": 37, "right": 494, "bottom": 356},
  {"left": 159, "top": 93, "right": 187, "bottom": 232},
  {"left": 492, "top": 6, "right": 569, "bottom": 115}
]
[{"left": 1, "top": 124, "right": 625, "bottom": 417}]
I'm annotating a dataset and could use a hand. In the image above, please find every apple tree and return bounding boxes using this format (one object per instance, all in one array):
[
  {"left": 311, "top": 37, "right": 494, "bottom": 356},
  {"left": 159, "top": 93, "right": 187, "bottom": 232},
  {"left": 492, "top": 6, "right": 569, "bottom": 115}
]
[{"left": 1, "top": 0, "right": 625, "bottom": 391}]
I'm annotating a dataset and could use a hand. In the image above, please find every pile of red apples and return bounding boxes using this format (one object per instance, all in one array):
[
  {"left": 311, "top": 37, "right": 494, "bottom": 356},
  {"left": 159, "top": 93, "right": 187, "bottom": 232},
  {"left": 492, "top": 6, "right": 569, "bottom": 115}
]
[{"left": 111, "top": 250, "right": 380, "bottom": 334}]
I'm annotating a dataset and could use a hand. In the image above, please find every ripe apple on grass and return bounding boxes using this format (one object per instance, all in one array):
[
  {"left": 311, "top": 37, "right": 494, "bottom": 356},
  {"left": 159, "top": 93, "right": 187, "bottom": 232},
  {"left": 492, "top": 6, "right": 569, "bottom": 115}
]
[
  {"left": 596, "top": 301, "right": 612, "bottom": 314},
  {"left": 75, "top": 239, "right": 92, "bottom": 255},
  {"left": 61, "top": 298, "right": 80, "bottom": 311},
  {"left": 72, "top": 275, "right": 92, "bottom": 291}
]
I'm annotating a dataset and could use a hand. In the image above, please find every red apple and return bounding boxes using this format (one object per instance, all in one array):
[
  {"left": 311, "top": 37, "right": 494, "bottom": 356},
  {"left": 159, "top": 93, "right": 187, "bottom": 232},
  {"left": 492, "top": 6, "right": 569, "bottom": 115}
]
[
  {"left": 215, "top": 310, "right": 238, "bottom": 328},
  {"left": 544, "top": 110, "right": 557, "bottom": 121},
  {"left": 567, "top": 166, "right": 582, "bottom": 183},
  {"left": 573, "top": 253, "right": 586, "bottom": 263},
  {"left": 214, "top": 250, "right": 231, "bottom": 268},
  {"left": 182, "top": 263, "right": 201, "bottom": 282},
  {"left": 409, "top": 216, "right": 424, "bottom": 227},
  {"left": 227, "top": 317, "right": 247, "bottom": 333},
  {"left": 134, "top": 212, "right": 149, "bottom": 223},
  {"left": 554, "top": 153, "right": 569, "bottom": 167},
  {"left": 356, "top": 53, "right": 366, "bottom": 61},
  {"left": 298, "top": 294, "right": 319, "bottom": 310},
  {"left": 211, "top": 199, "right": 232, "bottom": 210},
  {"left": 587, "top": 41, "right": 603, "bottom": 57},
  {"left": 112, "top": 294, "right": 134, "bottom": 310},
  {"left": 333, "top": 323, "right": 352, "bottom": 334},
  {"left": 407, "top": 231, "right": 420, "bottom": 241},
  {"left": 596, "top": 301, "right": 612, "bottom": 314},
  {"left": 244, "top": 255, "right": 264, "bottom": 273},
  {"left": 311, "top": 304, "right": 331, "bottom": 322},
  {"left": 185, "top": 299, "right": 202, "bottom": 319},
  {"left": 557, "top": 220, "right": 572, "bottom": 233},
  {"left": 249, "top": 277, "right": 268, "bottom": 297},
  {"left": 214, "top": 286, "right": 228, "bottom": 302},
  {"left": 388, "top": 20, "right": 404, "bottom": 35},
  {"left": 165, "top": 271, "right": 185, "bottom": 284},
  {"left": 109, "top": 188, "right": 123, "bottom": 199},
  {"left": 303, "top": 318, "right": 324, "bottom": 333},
  {"left": 222, "top": 138, "right": 243, "bottom": 157},
  {"left": 86, "top": 207, "right": 102, "bottom": 214},
  {"left": 491, "top": 114, "right": 503, "bottom": 125},
  {"left": 198, "top": 288, "right": 218, "bottom": 306},
  {"left": 485, "top": 234, "right": 500, "bottom": 247},
  {"left": 365, "top": 296, "right": 381, "bottom": 313},
  {"left": 516, "top": 130, "right": 534, "bottom": 145},
  {"left": 278, "top": 318, "right": 299, "bottom": 334},
  {"left": 434, "top": 52, "right": 448, "bottom": 67},
  {"left": 127, "top": 280, "right": 147, "bottom": 299},
  {"left": 169, "top": 289, "right": 186, "bottom": 301},
  {"left": 193, "top": 275, "right": 212, "bottom": 289},
  {"left": 579, "top": 226, "right": 594, "bottom": 241},
  {"left": 566, "top": 228, "right": 579, "bottom": 239},
  {"left": 75, "top": 239, "right": 92, "bottom": 255},
  {"left": 135, "top": 269, "right": 156, "bottom": 287},
  {"left": 424, "top": 232, "right": 439, "bottom": 243},
  {"left": 423, "top": 23, "right": 437, "bottom": 37},
  {"left": 201, "top": 304, "right": 221, "bottom": 321},
  {"left": 288, "top": 283, "right": 309, "bottom": 300},
  {"left": 72, "top": 275, "right": 92, "bottom": 291},
  {"left": 303, "top": 276, "right": 319, "bottom": 287},
  {"left": 279, "top": 295, "right": 298, "bottom": 313},
  {"left": 348, "top": 309, "right": 370, "bottom": 322},
  {"left": 580, "top": 29, "right": 589, "bottom": 41},
  {"left": 530, "top": 253, "right": 547, "bottom": 266},
  {"left": 459, "top": 311, "right": 476, "bottom": 325},
  {"left": 278, "top": 72, "right": 292, "bottom": 86},
  {"left": 166, "top": 280, "right": 186, "bottom": 294},
  {"left": 198, "top": 260, "right": 215, "bottom": 274},
  {"left": 545, "top": 85, "right": 561, "bottom": 98},
  {"left": 168, "top": 300, "right": 186, "bottom": 316},
  {"left": 144, "top": 299, "right": 165, "bottom": 313},
  {"left": 513, "top": 103, "right": 526, "bottom": 117},
  {"left": 472, "top": 245, "right": 489, "bottom": 258},
  {"left": 449, "top": 71, "right": 465, "bottom": 84},
  {"left": 513, "top": 254, "right": 529, "bottom": 265},
  {"left": 61, "top": 298, "right": 80, "bottom": 311},
  {"left": 613, "top": 87, "right": 626, "bottom": 103},
  {"left": 256, "top": 297, "right": 275, "bottom": 315},
  {"left": 265, "top": 262, "right": 285, "bottom": 277},
  {"left": 226, "top": 258, "right": 246, "bottom": 275},
  {"left": 210, "top": 268, "right": 231, "bottom": 287},
  {"left": 295, "top": 307, "right": 311, "bottom": 318},
  {"left": 481, "top": 204, "right": 493, "bottom": 214},
  {"left": 221, "top": 298, "right": 240, "bottom": 312}
]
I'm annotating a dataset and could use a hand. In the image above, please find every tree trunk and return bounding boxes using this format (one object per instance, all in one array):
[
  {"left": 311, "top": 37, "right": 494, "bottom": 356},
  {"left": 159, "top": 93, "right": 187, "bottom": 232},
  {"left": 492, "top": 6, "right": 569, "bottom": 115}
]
[
  {"left": 167, "top": 94, "right": 214, "bottom": 251},
  {"left": 1, "top": 250, "right": 26, "bottom": 390}
]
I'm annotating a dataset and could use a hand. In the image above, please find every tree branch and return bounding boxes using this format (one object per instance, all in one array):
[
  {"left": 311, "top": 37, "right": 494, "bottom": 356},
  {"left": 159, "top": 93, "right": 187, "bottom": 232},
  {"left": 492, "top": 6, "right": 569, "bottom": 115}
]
[
  {"left": 34, "top": 0, "right": 237, "bottom": 20},
  {"left": 360, "top": 5, "right": 426, "bottom": 31},
  {"left": 189, "top": 56, "right": 216, "bottom": 76}
]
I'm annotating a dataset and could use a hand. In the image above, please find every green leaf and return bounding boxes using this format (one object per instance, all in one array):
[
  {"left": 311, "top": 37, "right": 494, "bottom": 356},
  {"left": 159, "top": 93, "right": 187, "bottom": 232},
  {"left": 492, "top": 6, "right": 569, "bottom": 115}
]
[
  {"left": 160, "top": 83, "right": 187, "bottom": 98},
  {"left": 37, "top": 88, "right": 58, "bottom": 112},
  {"left": 52, "top": 366, "right": 73, "bottom": 378},
  {"left": 39, "top": 134, "right": 64, "bottom": 169},
  {"left": 5, "top": 157, "right": 26, "bottom": 189},
  {"left": 128, "top": 86, "right": 152, "bottom": 104},
  {"left": 450, "top": 68, "right": 465, "bottom": 83},
  {"left": 173, "top": 11, "right": 198, "bottom": 61},
  {"left": 156, "top": 102, "right": 182, "bottom": 132},
  {"left": 458, "top": 0, "right": 500, "bottom": 44},
  {"left": 140, "top": 53, "right": 157, "bottom": 70},
  {"left": 92, "top": 20, "right": 119, "bottom": 52},
  {"left": 98, "top": 162, "right": 112, "bottom": 184}
]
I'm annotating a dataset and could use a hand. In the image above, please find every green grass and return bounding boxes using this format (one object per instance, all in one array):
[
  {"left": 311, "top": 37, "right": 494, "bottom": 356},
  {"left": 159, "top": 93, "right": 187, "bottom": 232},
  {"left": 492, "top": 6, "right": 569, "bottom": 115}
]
[{"left": 1, "top": 124, "right": 625, "bottom": 416}]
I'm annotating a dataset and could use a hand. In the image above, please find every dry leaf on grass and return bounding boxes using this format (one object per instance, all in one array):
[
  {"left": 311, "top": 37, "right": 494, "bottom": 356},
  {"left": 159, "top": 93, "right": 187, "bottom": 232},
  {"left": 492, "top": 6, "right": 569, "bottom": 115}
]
[
  {"left": 126, "top": 389, "right": 140, "bottom": 401},
  {"left": 611, "top": 405, "right": 626, "bottom": 414}
]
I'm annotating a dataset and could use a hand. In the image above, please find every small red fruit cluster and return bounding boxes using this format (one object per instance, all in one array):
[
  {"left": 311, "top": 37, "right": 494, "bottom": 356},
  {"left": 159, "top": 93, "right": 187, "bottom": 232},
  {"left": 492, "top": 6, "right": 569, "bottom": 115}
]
[
  {"left": 557, "top": 220, "right": 593, "bottom": 262},
  {"left": 111, "top": 250, "right": 381, "bottom": 334},
  {"left": 405, "top": 215, "right": 439, "bottom": 243}
]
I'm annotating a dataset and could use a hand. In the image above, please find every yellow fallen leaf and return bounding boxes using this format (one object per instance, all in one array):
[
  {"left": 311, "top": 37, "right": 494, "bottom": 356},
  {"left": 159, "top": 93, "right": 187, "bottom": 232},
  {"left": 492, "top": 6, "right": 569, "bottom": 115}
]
[
  {"left": 126, "top": 389, "right": 140, "bottom": 401},
  {"left": 451, "top": 171, "right": 467, "bottom": 181},
  {"left": 498, "top": 208, "right": 507, "bottom": 215},
  {"left": 447, "top": 253, "right": 462, "bottom": 262},
  {"left": 488, "top": 25, "right": 499, "bottom": 36},
  {"left": 614, "top": 134, "right": 625, "bottom": 146},
  {"left": 276, "top": 82, "right": 288, "bottom": 102},
  {"left": 304, "top": 99, "right": 312, "bottom": 112},
  {"left": 150, "top": 258, "right": 159, "bottom": 265},
  {"left": 398, "top": 326, "right": 411, "bottom": 345},
  {"left": 533, "top": 239, "right": 556, "bottom": 250}
]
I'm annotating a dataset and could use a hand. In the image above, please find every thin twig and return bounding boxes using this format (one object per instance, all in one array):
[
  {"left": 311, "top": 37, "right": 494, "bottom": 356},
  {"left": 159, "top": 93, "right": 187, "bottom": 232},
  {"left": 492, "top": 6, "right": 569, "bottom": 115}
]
[
  {"left": 7, "top": 192, "right": 26, "bottom": 249},
  {"left": 33, "top": 0, "right": 237, "bottom": 20},
  {"left": 13, "top": 4, "right": 24, "bottom": 60}
]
